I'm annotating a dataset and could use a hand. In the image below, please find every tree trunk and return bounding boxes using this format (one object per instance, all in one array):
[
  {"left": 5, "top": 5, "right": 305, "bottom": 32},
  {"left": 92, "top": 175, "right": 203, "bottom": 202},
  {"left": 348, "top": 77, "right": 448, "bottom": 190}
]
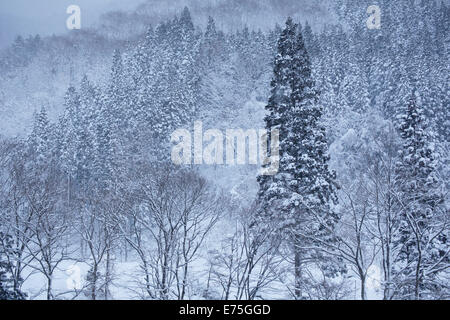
[
  {"left": 180, "top": 263, "right": 188, "bottom": 300},
  {"left": 294, "top": 235, "right": 302, "bottom": 300},
  {"left": 47, "top": 274, "right": 53, "bottom": 300},
  {"left": 414, "top": 242, "right": 422, "bottom": 300},
  {"left": 360, "top": 274, "right": 367, "bottom": 300},
  {"left": 105, "top": 241, "right": 112, "bottom": 300},
  {"left": 91, "top": 265, "right": 98, "bottom": 300}
]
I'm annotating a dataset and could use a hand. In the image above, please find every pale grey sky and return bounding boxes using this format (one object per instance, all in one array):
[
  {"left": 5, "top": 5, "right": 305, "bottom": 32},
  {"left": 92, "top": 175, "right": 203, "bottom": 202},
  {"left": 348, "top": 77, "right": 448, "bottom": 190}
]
[{"left": 0, "top": 0, "right": 144, "bottom": 48}]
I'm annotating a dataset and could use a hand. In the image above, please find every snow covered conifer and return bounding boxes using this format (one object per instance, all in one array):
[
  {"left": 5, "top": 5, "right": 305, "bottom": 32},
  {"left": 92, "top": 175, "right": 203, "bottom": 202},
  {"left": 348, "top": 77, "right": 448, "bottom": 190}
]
[
  {"left": 0, "top": 233, "right": 26, "bottom": 300},
  {"left": 393, "top": 91, "right": 448, "bottom": 299},
  {"left": 257, "top": 18, "right": 339, "bottom": 299},
  {"left": 108, "top": 49, "right": 128, "bottom": 132},
  {"left": 28, "top": 106, "right": 52, "bottom": 168}
]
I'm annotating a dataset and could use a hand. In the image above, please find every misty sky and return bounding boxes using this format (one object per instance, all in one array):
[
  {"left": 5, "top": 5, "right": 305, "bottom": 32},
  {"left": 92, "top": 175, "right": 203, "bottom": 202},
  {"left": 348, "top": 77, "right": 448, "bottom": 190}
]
[{"left": 0, "top": 0, "right": 144, "bottom": 48}]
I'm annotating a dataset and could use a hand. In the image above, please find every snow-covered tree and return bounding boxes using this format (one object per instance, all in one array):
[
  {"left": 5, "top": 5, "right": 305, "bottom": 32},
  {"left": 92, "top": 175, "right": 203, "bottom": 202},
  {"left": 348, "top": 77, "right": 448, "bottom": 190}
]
[
  {"left": 257, "top": 18, "right": 339, "bottom": 299},
  {"left": 0, "top": 232, "right": 26, "bottom": 300},
  {"left": 28, "top": 107, "right": 52, "bottom": 167},
  {"left": 393, "top": 91, "right": 448, "bottom": 299}
]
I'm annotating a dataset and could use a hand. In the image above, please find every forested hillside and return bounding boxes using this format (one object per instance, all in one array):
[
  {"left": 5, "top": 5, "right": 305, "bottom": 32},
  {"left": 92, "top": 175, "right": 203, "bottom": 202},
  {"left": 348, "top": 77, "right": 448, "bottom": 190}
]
[{"left": 0, "top": 0, "right": 448, "bottom": 300}]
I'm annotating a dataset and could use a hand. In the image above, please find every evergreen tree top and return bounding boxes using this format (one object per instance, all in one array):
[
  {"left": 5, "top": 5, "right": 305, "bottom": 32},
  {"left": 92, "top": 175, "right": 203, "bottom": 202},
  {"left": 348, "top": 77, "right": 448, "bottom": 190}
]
[{"left": 180, "top": 7, "right": 194, "bottom": 32}]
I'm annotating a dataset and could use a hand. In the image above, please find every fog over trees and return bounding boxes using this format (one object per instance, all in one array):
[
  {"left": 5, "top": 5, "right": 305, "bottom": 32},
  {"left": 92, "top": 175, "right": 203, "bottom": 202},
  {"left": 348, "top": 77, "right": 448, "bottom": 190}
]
[{"left": 0, "top": 0, "right": 448, "bottom": 300}]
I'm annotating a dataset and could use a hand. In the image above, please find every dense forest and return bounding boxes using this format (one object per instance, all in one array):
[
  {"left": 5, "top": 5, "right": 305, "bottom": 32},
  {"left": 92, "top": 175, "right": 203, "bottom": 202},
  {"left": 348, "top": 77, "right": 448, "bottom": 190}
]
[{"left": 0, "top": 0, "right": 448, "bottom": 300}]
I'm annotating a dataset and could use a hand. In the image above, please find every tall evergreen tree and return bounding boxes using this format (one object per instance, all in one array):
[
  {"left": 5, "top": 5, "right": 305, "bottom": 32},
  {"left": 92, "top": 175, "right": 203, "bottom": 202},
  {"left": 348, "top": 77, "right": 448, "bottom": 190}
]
[
  {"left": 257, "top": 18, "right": 339, "bottom": 299},
  {"left": 27, "top": 106, "right": 55, "bottom": 179},
  {"left": 28, "top": 107, "right": 51, "bottom": 163},
  {"left": 393, "top": 91, "right": 448, "bottom": 299},
  {"left": 59, "top": 87, "right": 80, "bottom": 177},
  {"left": 129, "top": 26, "right": 157, "bottom": 130},
  {"left": 108, "top": 49, "right": 128, "bottom": 132},
  {"left": 202, "top": 16, "right": 218, "bottom": 67},
  {"left": 93, "top": 90, "right": 117, "bottom": 190},
  {"left": 76, "top": 75, "right": 99, "bottom": 183}
]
